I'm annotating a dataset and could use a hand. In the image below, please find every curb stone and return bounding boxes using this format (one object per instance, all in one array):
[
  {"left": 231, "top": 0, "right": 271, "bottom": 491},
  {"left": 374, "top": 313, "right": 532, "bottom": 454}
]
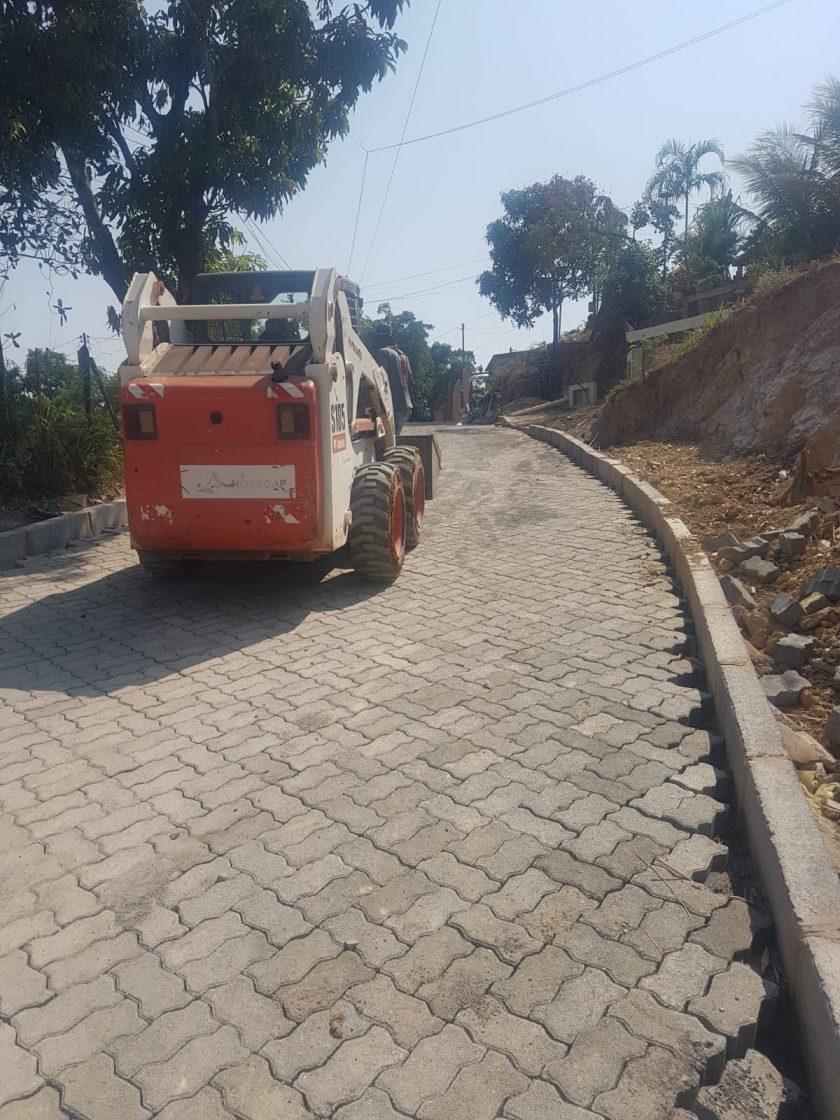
[
  {"left": 511, "top": 420, "right": 840, "bottom": 1120},
  {"left": 0, "top": 501, "right": 127, "bottom": 572}
]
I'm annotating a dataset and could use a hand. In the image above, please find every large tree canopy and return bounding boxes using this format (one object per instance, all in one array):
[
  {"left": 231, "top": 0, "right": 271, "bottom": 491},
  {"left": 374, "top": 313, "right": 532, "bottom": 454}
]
[
  {"left": 478, "top": 175, "right": 625, "bottom": 345},
  {"left": 0, "top": 0, "right": 407, "bottom": 300}
]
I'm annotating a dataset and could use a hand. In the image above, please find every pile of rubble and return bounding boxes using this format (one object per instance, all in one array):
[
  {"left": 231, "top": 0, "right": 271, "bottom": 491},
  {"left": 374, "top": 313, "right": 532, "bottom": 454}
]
[{"left": 707, "top": 507, "right": 840, "bottom": 822}]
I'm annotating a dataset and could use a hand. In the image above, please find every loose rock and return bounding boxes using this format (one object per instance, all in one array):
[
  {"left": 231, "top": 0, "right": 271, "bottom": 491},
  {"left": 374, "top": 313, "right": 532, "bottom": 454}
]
[
  {"left": 800, "top": 592, "right": 831, "bottom": 615},
  {"left": 693, "top": 1048, "right": 802, "bottom": 1120},
  {"left": 743, "top": 537, "right": 771, "bottom": 559},
  {"left": 719, "top": 576, "right": 757, "bottom": 611},
  {"left": 776, "top": 718, "right": 837, "bottom": 768},
  {"left": 768, "top": 593, "right": 802, "bottom": 628},
  {"left": 800, "top": 567, "right": 840, "bottom": 603},
  {"left": 774, "top": 634, "right": 814, "bottom": 669},
  {"left": 703, "top": 531, "right": 742, "bottom": 553},
  {"left": 778, "top": 532, "right": 806, "bottom": 559},
  {"left": 739, "top": 557, "right": 780, "bottom": 585},
  {"left": 787, "top": 509, "right": 819, "bottom": 538},
  {"left": 826, "top": 707, "right": 840, "bottom": 753},
  {"left": 761, "top": 670, "right": 811, "bottom": 709}
]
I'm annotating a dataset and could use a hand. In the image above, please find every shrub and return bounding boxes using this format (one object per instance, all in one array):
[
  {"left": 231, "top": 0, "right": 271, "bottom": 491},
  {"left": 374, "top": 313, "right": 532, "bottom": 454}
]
[{"left": 0, "top": 349, "right": 122, "bottom": 504}]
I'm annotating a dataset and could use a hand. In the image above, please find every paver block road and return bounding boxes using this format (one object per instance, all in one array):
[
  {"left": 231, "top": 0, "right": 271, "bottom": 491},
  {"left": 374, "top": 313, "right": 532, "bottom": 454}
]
[{"left": 0, "top": 426, "right": 774, "bottom": 1118}]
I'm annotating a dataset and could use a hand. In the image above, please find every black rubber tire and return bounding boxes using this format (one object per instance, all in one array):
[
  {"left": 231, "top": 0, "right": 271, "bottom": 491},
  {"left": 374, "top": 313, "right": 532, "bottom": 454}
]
[
  {"left": 383, "top": 447, "right": 425, "bottom": 550},
  {"left": 349, "top": 462, "right": 406, "bottom": 583}
]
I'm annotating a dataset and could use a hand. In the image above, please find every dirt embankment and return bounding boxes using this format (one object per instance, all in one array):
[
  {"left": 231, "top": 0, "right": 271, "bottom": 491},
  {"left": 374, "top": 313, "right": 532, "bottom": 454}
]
[{"left": 599, "top": 261, "right": 840, "bottom": 484}]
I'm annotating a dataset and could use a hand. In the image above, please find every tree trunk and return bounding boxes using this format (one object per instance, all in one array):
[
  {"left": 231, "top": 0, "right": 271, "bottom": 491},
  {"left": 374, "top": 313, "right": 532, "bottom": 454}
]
[
  {"left": 64, "top": 151, "right": 129, "bottom": 302},
  {"left": 684, "top": 194, "right": 690, "bottom": 252},
  {"left": 551, "top": 301, "right": 563, "bottom": 346},
  {"left": 0, "top": 335, "right": 7, "bottom": 429},
  {"left": 174, "top": 215, "right": 209, "bottom": 304}
]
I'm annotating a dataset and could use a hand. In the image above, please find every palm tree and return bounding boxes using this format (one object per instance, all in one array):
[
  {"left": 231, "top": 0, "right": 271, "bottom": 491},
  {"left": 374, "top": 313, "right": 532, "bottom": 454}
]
[
  {"left": 806, "top": 76, "right": 840, "bottom": 178},
  {"left": 683, "top": 191, "right": 752, "bottom": 286},
  {"left": 728, "top": 124, "right": 831, "bottom": 263},
  {"left": 647, "top": 139, "right": 727, "bottom": 251}
]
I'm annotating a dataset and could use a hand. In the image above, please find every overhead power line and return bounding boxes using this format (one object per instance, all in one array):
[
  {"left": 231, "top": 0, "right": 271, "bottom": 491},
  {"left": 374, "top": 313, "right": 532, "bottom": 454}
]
[
  {"left": 365, "top": 256, "right": 489, "bottom": 289},
  {"left": 245, "top": 218, "right": 292, "bottom": 270},
  {"left": 364, "top": 0, "right": 793, "bottom": 153},
  {"left": 346, "top": 147, "right": 369, "bottom": 275},
  {"left": 358, "top": 0, "right": 444, "bottom": 282},
  {"left": 374, "top": 272, "right": 479, "bottom": 303}
]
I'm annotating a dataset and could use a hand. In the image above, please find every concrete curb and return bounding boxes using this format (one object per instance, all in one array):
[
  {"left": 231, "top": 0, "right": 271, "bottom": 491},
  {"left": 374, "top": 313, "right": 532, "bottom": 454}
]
[
  {"left": 0, "top": 501, "right": 127, "bottom": 572},
  {"left": 515, "top": 421, "right": 840, "bottom": 1120}
]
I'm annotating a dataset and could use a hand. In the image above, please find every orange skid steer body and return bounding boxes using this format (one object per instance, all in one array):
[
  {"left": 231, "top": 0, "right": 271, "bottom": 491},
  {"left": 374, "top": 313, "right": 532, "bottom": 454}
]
[
  {"left": 121, "top": 372, "right": 320, "bottom": 557},
  {"left": 118, "top": 268, "right": 430, "bottom": 582}
]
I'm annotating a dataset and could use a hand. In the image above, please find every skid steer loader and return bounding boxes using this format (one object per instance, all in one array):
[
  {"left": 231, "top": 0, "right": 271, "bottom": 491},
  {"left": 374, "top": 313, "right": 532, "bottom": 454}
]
[{"left": 117, "top": 268, "right": 431, "bottom": 582}]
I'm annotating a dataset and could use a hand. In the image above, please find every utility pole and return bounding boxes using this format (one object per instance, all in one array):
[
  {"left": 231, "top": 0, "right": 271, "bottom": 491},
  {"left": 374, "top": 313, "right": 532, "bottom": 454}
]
[
  {"left": 33, "top": 348, "right": 42, "bottom": 399},
  {"left": 78, "top": 334, "right": 92, "bottom": 418},
  {"left": 90, "top": 356, "right": 119, "bottom": 430},
  {"left": 0, "top": 333, "right": 6, "bottom": 429},
  {"left": 461, "top": 322, "right": 465, "bottom": 365}
]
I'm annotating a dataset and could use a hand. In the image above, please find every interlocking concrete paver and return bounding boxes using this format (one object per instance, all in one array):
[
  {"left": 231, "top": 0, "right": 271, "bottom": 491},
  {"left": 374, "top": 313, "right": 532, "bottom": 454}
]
[
  {"left": 0, "top": 1022, "right": 42, "bottom": 1106},
  {"left": 261, "top": 1000, "right": 370, "bottom": 1081},
  {"left": 112, "top": 951, "right": 191, "bottom": 1017},
  {"left": 347, "top": 974, "right": 443, "bottom": 1048},
  {"left": 376, "top": 1023, "right": 483, "bottom": 1114},
  {"left": 297, "top": 1026, "right": 406, "bottom": 1115},
  {"left": 155, "top": 1086, "right": 233, "bottom": 1120},
  {"left": 456, "top": 995, "right": 567, "bottom": 1076},
  {"left": 504, "top": 1081, "right": 602, "bottom": 1119},
  {"left": 214, "top": 1055, "right": 310, "bottom": 1120},
  {"left": 276, "top": 950, "right": 373, "bottom": 1021},
  {"left": 534, "top": 967, "right": 626, "bottom": 1044},
  {"left": 0, "top": 950, "right": 50, "bottom": 1016},
  {"left": 134, "top": 1024, "right": 249, "bottom": 1111},
  {"left": 0, "top": 1086, "right": 65, "bottom": 1120},
  {"left": 205, "top": 976, "right": 294, "bottom": 1049},
  {"left": 0, "top": 427, "right": 775, "bottom": 1119}
]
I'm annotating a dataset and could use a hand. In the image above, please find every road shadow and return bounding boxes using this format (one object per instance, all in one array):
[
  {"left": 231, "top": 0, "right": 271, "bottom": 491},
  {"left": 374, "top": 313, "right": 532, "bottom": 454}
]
[{"left": 0, "top": 556, "right": 382, "bottom": 698}]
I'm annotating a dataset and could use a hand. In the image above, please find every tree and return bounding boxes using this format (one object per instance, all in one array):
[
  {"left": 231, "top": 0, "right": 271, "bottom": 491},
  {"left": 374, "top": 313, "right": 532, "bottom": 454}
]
[
  {"left": 359, "top": 303, "right": 473, "bottom": 421},
  {"left": 730, "top": 78, "right": 840, "bottom": 265},
  {"left": 478, "top": 176, "right": 625, "bottom": 345},
  {"left": 598, "top": 241, "right": 671, "bottom": 328},
  {"left": 0, "top": 1, "right": 406, "bottom": 301},
  {"left": 680, "top": 191, "right": 751, "bottom": 288},
  {"left": 646, "top": 139, "right": 726, "bottom": 251}
]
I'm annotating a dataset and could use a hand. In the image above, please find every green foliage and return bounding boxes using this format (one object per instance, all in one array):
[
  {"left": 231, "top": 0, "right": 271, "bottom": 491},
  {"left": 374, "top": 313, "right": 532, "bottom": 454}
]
[
  {"left": 0, "top": 350, "right": 122, "bottom": 503},
  {"left": 730, "top": 79, "right": 840, "bottom": 267},
  {"left": 479, "top": 175, "right": 626, "bottom": 344},
  {"left": 359, "top": 303, "right": 474, "bottom": 422},
  {"left": 669, "top": 306, "right": 733, "bottom": 360},
  {"left": 646, "top": 138, "right": 726, "bottom": 248},
  {"left": 678, "top": 191, "right": 751, "bottom": 290},
  {"left": 603, "top": 378, "right": 634, "bottom": 405},
  {"left": 204, "top": 231, "right": 268, "bottom": 274},
  {"left": 0, "top": 1, "right": 407, "bottom": 298},
  {"left": 598, "top": 241, "right": 672, "bottom": 327}
]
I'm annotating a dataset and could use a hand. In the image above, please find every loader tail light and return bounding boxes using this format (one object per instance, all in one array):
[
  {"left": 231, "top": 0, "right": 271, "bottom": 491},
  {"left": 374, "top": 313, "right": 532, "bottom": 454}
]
[
  {"left": 276, "top": 404, "right": 310, "bottom": 440},
  {"left": 122, "top": 403, "right": 157, "bottom": 440}
]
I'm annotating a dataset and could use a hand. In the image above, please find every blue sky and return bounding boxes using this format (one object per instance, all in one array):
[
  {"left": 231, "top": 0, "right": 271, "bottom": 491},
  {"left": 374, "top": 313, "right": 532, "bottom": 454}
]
[{"left": 5, "top": 0, "right": 838, "bottom": 371}]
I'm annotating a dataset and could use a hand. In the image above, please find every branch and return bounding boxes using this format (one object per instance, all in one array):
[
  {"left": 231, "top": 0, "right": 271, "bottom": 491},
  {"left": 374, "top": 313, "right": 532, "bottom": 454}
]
[
  {"left": 64, "top": 151, "right": 128, "bottom": 302},
  {"left": 108, "top": 121, "right": 138, "bottom": 176},
  {"left": 182, "top": 0, "right": 218, "bottom": 138}
]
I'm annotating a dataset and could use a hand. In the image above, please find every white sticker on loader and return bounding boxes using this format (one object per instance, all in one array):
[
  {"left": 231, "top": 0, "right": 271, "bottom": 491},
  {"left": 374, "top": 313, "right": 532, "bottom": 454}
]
[{"left": 180, "top": 465, "right": 295, "bottom": 499}]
